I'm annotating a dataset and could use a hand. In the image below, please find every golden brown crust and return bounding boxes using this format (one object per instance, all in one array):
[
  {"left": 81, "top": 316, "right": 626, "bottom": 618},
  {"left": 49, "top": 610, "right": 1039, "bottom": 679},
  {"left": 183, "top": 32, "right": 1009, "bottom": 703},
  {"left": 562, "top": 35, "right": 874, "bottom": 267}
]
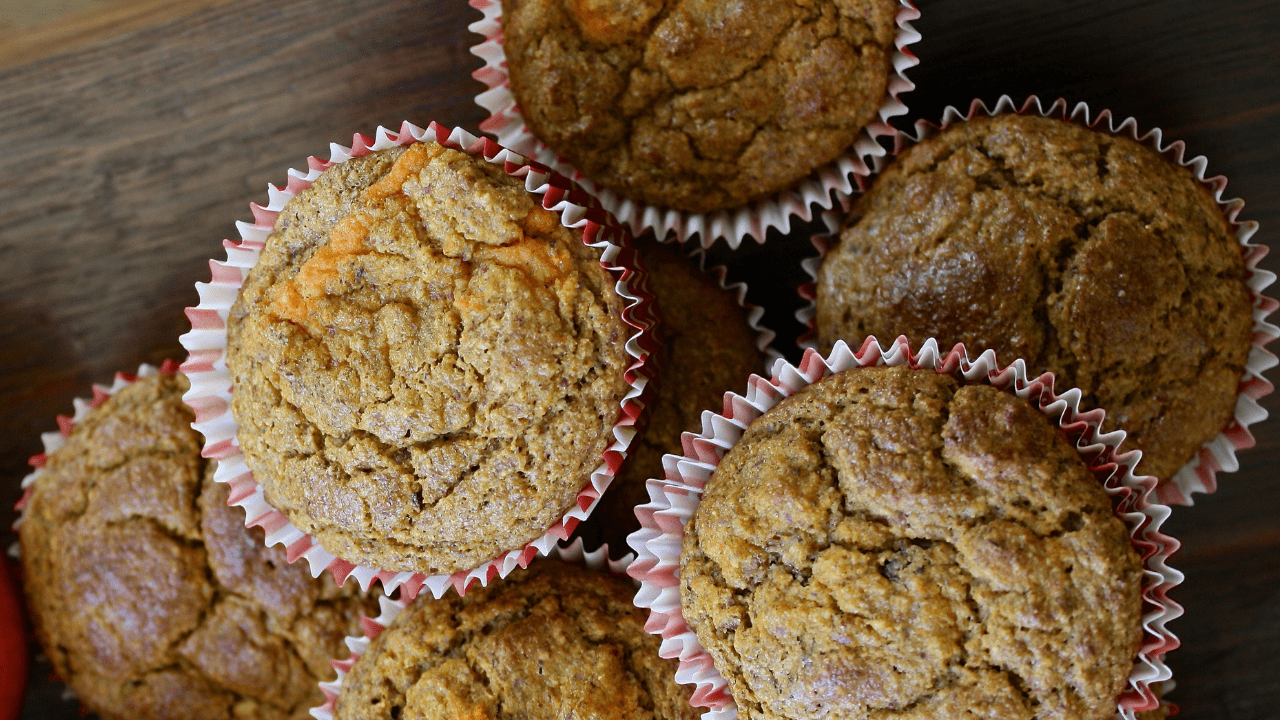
[
  {"left": 19, "top": 373, "right": 376, "bottom": 720},
  {"left": 502, "top": 0, "right": 899, "bottom": 212},
  {"left": 680, "top": 366, "right": 1145, "bottom": 720},
  {"left": 226, "top": 143, "right": 631, "bottom": 574},
  {"left": 577, "top": 240, "right": 763, "bottom": 555},
  {"left": 815, "top": 113, "right": 1253, "bottom": 481},
  {"left": 336, "top": 561, "right": 699, "bottom": 720}
]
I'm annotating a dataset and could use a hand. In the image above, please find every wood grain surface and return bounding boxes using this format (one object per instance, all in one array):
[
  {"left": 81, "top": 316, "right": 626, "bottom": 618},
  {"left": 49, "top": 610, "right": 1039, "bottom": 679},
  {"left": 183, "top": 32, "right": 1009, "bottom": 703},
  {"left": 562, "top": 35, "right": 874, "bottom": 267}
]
[
  {"left": 0, "top": 0, "right": 240, "bottom": 71},
  {"left": 0, "top": 0, "right": 1276, "bottom": 717}
]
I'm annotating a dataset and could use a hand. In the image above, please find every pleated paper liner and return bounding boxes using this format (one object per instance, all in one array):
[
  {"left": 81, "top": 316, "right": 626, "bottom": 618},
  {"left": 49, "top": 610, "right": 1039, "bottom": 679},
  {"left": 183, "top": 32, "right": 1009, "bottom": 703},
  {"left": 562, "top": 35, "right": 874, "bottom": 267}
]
[
  {"left": 467, "top": 0, "right": 920, "bottom": 249},
  {"left": 310, "top": 538, "right": 633, "bottom": 720},
  {"left": 179, "top": 121, "right": 661, "bottom": 601},
  {"left": 627, "top": 336, "right": 1183, "bottom": 720},
  {"left": 9, "top": 362, "right": 181, "bottom": 713},
  {"left": 795, "top": 95, "right": 1278, "bottom": 506},
  {"left": 12, "top": 360, "right": 182, "bottom": 533},
  {"left": 572, "top": 239, "right": 783, "bottom": 557},
  {"left": 667, "top": 241, "right": 783, "bottom": 370}
]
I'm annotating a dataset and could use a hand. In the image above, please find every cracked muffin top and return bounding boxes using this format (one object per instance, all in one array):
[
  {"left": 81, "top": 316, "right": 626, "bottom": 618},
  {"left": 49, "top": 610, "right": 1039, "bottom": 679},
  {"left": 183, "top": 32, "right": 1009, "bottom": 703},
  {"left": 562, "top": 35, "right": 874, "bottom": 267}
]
[
  {"left": 680, "top": 365, "right": 1144, "bottom": 720},
  {"left": 335, "top": 560, "right": 699, "bottom": 720},
  {"left": 815, "top": 113, "right": 1253, "bottom": 482},
  {"left": 502, "top": 0, "right": 900, "bottom": 213},
  {"left": 19, "top": 373, "right": 376, "bottom": 720},
  {"left": 576, "top": 240, "right": 764, "bottom": 555},
  {"left": 226, "top": 142, "right": 631, "bottom": 575}
]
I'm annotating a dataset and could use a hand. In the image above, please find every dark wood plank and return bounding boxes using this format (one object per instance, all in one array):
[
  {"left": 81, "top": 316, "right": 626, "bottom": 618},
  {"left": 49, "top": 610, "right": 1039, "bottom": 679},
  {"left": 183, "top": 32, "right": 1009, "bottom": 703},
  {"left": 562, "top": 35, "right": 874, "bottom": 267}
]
[
  {"left": 0, "top": 0, "right": 240, "bottom": 71},
  {"left": 0, "top": 0, "right": 1276, "bottom": 717},
  {"left": 0, "top": 3, "right": 486, "bottom": 711},
  {"left": 0, "top": 0, "right": 487, "bottom": 528}
]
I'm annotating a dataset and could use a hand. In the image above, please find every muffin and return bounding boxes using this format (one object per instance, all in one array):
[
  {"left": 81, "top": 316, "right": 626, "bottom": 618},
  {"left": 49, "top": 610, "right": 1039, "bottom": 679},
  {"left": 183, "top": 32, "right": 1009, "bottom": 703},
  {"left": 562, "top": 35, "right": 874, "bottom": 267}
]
[
  {"left": 334, "top": 560, "right": 698, "bottom": 720},
  {"left": 225, "top": 140, "right": 634, "bottom": 576},
  {"left": 815, "top": 113, "right": 1254, "bottom": 482},
  {"left": 680, "top": 365, "right": 1146, "bottom": 720},
  {"left": 576, "top": 240, "right": 764, "bottom": 554},
  {"left": 19, "top": 372, "right": 376, "bottom": 720},
  {"left": 501, "top": 0, "right": 901, "bottom": 213}
]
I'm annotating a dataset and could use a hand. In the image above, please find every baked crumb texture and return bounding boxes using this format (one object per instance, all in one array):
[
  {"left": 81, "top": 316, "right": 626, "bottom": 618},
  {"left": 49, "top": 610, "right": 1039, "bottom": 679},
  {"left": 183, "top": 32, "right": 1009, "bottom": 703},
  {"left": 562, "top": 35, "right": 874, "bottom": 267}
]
[
  {"left": 629, "top": 338, "right": 1181, "bottom": 720},
  {"left": 183, "top": 124, "right": 659, "bottom": 600},
  {"left": 19, "top": 372, "right": 375, "bottom": 720},
  {"left": 574, "top": 240, "right": 766, "bottom": 556},
  {"left": 815, "top": 111, "right": 1255, "bottom": 484},
  {"left": 682, "top": 365, "right": 1143, "bottom": 720},
  {"left": 330, "top": 560, "right": 699, "bottom": 720},
  {"left": 500, "top": 0, "right": 901, "bottom": 213},
  {"left": 226, "top": 139, "right": 634, "bottom": 577}
]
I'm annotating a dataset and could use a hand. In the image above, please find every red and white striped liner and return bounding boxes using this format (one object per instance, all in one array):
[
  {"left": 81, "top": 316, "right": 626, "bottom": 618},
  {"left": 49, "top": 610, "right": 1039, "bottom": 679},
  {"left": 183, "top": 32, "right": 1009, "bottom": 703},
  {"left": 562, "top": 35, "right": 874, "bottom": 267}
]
[
  {"left": 178, "top": 121, "right": 661, "bottom": 601},
  {"left": 10, "top": 361, "right": 182, "bottom": 712},
  {"left": 12, "top": 361, "right": 182, "bottom": 534},
  {"left": 310, "top": 538, "right": 633, "bottom": 720},
  {"left": 795, "top": 95, "right": 1278, "bottom": 506},
  {"left": 467, "top": 0, "right": 920, "bottom": 249},
  {"left": 627, "top": 336, "right": 1184, "bottom": 720}
]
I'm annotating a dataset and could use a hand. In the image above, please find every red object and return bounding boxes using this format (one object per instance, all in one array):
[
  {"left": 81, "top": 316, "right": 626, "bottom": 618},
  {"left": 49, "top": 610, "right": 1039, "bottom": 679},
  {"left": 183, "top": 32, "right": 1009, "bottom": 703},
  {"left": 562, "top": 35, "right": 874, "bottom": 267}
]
[{"left": 0, "top": 557, "right": 27, "bottom": 720}]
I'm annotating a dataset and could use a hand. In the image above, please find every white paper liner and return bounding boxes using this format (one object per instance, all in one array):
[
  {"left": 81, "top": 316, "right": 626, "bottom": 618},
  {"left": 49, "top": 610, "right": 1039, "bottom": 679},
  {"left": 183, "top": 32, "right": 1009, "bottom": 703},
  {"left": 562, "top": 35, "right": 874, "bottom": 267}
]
[
  {"left": 627, "top": 335, "right": 1184, "bottom": 720},
  {"left": 178, "top": 121, "right": 662, "bottom": 601},
  {"left": 673, "top": 241, "right": 784, "bottom": 372},
  {"left": 310, "top": 538, "right": 634, "bottom": 720},
  {"left": 12, "top": 361, "right": 181, "bottom": 536},
  {"left": 467, "top": 0, "right": 921, "bottom": 249},
  {"left": 795, "top": 94, "right": 1279, "bottom": 507}
]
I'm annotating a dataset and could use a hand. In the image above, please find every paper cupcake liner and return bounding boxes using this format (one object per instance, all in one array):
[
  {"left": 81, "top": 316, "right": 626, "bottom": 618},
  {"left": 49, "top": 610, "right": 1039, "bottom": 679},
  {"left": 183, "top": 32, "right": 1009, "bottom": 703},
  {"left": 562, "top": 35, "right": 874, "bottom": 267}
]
[
  {"left": 310, "top": 537, "right": 633, "bottom": 720},
  {"left": 627, "top": 336, "right": 1184, "bottom": 720},
  {"left": 570, "top": 241, "right": 781, "bottom": 557},
  {"left": 467, "top": 0, "right": 920, "bottom": 250},
  {"left": 11, "top": 360, "right": 183, "bottom": 536},
  {"left": 178, "top": 121, "right": 661, "bottom": 601},
  {"left": 670, "top": 241, "right": 784, "bottom": 372},
  {"left": 8, "top": 364, "right": 181, "bottom": 712},
  {"left": 795, "top": 94, "right": 1279, "bottom": 507}
]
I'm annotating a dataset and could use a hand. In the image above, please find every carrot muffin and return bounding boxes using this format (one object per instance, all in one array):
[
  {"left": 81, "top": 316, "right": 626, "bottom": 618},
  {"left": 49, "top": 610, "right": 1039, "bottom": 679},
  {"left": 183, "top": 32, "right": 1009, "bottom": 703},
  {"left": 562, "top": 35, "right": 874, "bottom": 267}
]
[
  {"left": 501, "top": 0, "right": 900, "bottom": 213},
  {"left": 680, "top": 365, "right": 1145, "bottom": 720},
  {"left": 19, "top": 373, "right": 375, "bottom": 720},
  {"left": 577, "top": 240, "right": 763, "bottom": 555},
  {"left": 336, "top": 560, "right": 698, "bottom": 720},
  {"left": 815, "top": 113, "right": 1253, "bottom": 482},
  {"left": 226, "top": 142, "right": 632, "bottom": 575}
]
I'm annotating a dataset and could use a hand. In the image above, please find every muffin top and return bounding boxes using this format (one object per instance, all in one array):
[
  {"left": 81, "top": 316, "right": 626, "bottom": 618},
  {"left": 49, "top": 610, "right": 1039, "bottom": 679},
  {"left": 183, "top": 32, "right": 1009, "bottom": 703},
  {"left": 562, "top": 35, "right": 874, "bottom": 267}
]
[
  {"left": 577, "top": 240, "right": 763, "bottom": 555},
  {"left": 19, "top": 373, "right": 374, "bottom": 720},
  {"left": 227, "top": 142, "right": 631, "bottom": 575},
  {"left": 815, "top": 113, "right": 1253, "bottom": 481},
  {"left": 502, "top": 0, "right": 899, "bottom": 213},
  {"left": 680, "top": 365, "right": 1144, "bottom": 720},
  {"left": 336, "top": 560, "right": 699, "bottom": 720}
]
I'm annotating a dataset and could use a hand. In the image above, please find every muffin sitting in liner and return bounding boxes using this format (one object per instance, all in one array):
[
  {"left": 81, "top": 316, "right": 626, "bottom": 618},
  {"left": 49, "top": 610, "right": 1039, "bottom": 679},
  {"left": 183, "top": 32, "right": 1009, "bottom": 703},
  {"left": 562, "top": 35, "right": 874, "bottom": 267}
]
[
  {"left": 226, "top": 141, "right": 633, "bottom": 576},
  {"left": 680, "top": 365, "right": 1146, "bottom": 720},
  {"left": 19, "top": 372, "right": 376, "bottom": 720},
  {"left": 815, "top": 113, "right": 1254, "bottom": 484},
  {"left": 576, "top": 240, "right": 764, "bottom": 554},
  {"left": 335, "top": 560, "right": 698, "bottom": 720},
  {"left": 501, "top": 0, "right": 901, "bottom": 213}
]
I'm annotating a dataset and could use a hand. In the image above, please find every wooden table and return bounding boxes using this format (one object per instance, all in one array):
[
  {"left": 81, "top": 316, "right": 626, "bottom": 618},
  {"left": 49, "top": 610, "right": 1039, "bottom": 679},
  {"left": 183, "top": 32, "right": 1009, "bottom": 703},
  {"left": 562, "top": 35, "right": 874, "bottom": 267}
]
[{"left": 1, "top": 0, "right": 1276, "bottom": 717}]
